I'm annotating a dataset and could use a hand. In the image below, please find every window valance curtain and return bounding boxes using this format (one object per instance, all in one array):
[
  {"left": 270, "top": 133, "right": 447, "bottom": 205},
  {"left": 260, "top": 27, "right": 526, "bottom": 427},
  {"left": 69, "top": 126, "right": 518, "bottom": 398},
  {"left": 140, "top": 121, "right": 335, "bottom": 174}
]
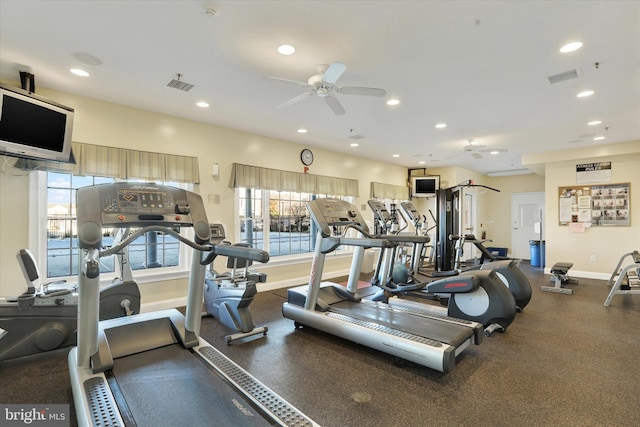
[
  {"left": 11, "top": 142, "right": 200, "bottom": 183},
  {"left": 228, "top": 163, "right": 359, "bottom": 197},
  {"left": 370, "top": 181, "right": 409, "bottom": 200}
]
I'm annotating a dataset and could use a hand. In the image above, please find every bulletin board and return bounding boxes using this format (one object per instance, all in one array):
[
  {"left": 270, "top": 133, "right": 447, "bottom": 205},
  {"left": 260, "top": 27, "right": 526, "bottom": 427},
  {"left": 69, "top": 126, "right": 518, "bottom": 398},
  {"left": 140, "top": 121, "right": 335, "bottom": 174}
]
[{"left": 558, "top": 183, "right": 630, "bottom": 226}]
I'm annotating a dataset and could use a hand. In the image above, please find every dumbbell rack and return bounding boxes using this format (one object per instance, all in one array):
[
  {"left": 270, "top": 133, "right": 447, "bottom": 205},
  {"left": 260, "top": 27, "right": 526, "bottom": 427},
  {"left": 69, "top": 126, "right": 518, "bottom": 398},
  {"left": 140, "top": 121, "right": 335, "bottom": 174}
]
[{"left": 604, "top": 250, "right": 640, "bottom": 307}]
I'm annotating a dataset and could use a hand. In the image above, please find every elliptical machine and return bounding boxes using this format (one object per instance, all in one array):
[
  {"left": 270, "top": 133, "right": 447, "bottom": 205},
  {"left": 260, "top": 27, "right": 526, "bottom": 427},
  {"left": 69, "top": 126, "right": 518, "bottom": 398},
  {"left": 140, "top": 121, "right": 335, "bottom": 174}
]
[
  {"left": 0, "top": 236, "right": 140, "bottom": 361},
  {"left": 450, "top": 233, "right": 532, "bottom": 311},
  {"left": 202, "top": 223, "right": 268, "bottom": 344},
  {"left": 399, "top": 200, "right": 531, "bottom": 312},
  {"left": 367, "top": 199, "right": 517, "bottom": 335}
]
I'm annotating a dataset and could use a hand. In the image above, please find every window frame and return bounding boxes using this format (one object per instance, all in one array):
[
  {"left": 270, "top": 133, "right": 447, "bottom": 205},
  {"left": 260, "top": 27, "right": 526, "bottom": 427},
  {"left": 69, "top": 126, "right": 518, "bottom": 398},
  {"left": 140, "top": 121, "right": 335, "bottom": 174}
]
[
  {"left": 235, "top": 187, "right": 356, "bottom": 263},
  {"left": 29, "top": 171, "right": 193, "bottom": 286}
]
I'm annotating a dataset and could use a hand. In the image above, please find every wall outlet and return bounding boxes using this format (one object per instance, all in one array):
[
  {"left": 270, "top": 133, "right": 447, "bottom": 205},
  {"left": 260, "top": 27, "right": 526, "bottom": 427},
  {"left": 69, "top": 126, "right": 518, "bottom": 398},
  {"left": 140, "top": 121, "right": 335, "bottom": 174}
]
[{"left": 590, "top": 255, "right": 597, "bottom": 262}]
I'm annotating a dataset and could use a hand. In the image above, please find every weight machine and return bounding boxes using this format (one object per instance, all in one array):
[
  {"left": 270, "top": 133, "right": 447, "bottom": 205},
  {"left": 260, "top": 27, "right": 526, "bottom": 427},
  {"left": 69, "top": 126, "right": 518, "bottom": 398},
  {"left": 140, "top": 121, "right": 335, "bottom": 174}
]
[{"left": 436, "top": 180, "right": 500, "bottom": 272}]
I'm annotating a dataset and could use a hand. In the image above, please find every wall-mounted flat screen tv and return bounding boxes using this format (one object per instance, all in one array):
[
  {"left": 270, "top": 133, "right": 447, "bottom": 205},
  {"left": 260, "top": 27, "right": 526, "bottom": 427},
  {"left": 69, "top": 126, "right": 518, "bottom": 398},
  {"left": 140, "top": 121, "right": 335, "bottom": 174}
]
[
  {"left": 411, "top": 175, "right": 439, "bottom": 198},
  {"left": 0, "top": 85, "right": 74, "bottom": 163}
]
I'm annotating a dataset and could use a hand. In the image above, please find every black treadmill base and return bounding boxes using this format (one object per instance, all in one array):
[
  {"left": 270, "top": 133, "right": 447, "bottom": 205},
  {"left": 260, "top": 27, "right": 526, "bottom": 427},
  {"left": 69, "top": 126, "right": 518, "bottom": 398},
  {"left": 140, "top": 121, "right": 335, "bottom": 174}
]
[{"left": 107, "top": 344, "right": 277, "bottom": 427}]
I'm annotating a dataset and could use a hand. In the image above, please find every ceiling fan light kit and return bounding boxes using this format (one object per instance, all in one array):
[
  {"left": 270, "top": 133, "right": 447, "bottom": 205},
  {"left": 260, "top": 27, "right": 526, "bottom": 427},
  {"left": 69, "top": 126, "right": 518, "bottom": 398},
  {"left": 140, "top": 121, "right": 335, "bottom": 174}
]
[
  {"left": 269, "top": 62, "right": 387, "bottom": 115},
  {"left": 461, "top": 140, "right": 508, "bottom": 159}
]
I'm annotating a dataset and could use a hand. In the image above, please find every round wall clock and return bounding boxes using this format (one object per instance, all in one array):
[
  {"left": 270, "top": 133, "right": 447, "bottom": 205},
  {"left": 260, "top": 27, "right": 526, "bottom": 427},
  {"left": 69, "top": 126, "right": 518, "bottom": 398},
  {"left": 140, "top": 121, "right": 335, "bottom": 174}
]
[{"left": 300, "top": 148, "right": 314, "bottom": 166}]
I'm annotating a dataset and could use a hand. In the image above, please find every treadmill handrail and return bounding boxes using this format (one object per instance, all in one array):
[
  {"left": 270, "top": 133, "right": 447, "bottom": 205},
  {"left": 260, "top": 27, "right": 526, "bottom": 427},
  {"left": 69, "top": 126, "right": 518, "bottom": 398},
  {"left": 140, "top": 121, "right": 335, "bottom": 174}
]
[
  {"left": 100, "top": 225, "right": 212, "bottom": 257},
  {"left": 201, "top": 243, "right": 270, "bottom": 265},
  {"left": 320, "top": 236, "right": 396, "bottom": 254},
  {"left": 374, "top": 234, "right": 430, "bottom": 244},
  {"left": 341, "top": 237, "right": 396, "bottom": 248}
]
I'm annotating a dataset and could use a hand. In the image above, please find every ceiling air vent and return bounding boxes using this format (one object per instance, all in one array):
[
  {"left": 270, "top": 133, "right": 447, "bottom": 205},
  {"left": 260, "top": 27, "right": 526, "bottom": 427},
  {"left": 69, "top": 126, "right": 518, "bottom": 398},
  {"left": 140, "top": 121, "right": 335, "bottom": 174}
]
[
  {"left": 166, "top": 74, "right": 194, "bottom": 92},
  {"left": 547, "top": 69, "right": 579, "bottom": 84}
]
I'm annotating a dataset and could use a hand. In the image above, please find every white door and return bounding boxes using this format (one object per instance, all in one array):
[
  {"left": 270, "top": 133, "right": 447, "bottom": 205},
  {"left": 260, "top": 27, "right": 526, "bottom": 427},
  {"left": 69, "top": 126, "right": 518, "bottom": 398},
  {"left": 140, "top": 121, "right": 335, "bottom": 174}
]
[{"left": 511, "top": 192, "right": 545, "bottom": 259}]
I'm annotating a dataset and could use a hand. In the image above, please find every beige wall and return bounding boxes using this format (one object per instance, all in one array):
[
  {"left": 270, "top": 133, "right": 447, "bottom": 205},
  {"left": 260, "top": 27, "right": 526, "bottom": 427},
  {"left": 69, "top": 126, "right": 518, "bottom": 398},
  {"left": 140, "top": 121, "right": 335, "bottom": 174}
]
[
  {"left": 1, "top": 83, "right": 637, "bottom": 304},
  {"left": 485, "top": 173, "right": 546, "bottom": 250},
  {"left": 418, "top": 166, "right": 544, "bottom": 258},
  {"left": 0, "top": 86, "right": 407, "bottom": 301},
  {"left": 542, "top": 150, "right": 640, "bottom": 278}
]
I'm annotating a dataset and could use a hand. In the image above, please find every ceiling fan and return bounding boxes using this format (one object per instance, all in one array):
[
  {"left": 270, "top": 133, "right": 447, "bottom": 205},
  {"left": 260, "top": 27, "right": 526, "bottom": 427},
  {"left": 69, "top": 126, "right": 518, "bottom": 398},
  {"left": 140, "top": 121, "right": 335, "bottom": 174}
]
[
  {"left": 463, "top": 139, "right": 508, "bottom": 159},
  {"left": 267, "top": 62, "right": 387, "bottom": 115}
]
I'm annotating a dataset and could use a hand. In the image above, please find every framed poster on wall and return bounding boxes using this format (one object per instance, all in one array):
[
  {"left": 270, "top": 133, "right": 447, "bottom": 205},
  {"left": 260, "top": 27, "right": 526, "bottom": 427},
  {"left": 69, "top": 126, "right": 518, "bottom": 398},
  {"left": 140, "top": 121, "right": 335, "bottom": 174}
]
[{"left": 558, "top": 183, "right": 630, "bottom": 226}]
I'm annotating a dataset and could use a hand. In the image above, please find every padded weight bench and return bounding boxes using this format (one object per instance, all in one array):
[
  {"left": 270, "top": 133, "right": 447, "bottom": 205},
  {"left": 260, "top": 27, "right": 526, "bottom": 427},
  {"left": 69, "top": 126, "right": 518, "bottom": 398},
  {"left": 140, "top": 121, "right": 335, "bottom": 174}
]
[{"left": 541, "top": 262, "right": 578, "bottom": 295}]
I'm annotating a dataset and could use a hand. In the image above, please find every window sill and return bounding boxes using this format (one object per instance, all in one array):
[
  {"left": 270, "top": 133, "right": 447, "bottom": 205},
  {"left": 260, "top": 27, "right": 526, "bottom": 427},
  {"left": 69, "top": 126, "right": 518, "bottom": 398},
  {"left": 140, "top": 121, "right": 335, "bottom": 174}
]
[
  {"left": 45, "top": 268, "right": 190, "bottom": 289},
  {"left": 260, "top": 250, "right": 354, "bottom": 269}
]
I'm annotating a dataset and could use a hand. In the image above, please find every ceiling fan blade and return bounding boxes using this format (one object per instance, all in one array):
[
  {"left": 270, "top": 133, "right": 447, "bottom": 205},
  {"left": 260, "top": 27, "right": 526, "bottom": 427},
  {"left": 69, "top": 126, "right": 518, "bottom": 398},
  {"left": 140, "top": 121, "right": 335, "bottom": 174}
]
[
  {"left": 464, "top": 144, "right": 488, "bottom": 152},
  {"left": 266, "top": 76, "right": 310, "bottom": 88},
  {"left": 471, "top": 152, "right": 483, "bottom": 159},
  {"left": 339, "top": 86, "right": 387, "bottom": 97},
  {"left": 322, "top": 62, "right": 347, "bottom": 84},
  {"left": 277, "top": 92, "right": 313, "bottom": 109},
  {"left": 324, "top": 96, "right": 346, "bottom": 115}
]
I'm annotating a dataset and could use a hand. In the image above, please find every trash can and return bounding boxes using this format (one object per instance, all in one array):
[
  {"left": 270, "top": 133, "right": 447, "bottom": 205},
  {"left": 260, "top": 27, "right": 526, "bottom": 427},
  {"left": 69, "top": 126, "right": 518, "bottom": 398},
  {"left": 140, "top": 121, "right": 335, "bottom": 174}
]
[{"left": 529, "top": 240, "right": 545, "bottom": 267}]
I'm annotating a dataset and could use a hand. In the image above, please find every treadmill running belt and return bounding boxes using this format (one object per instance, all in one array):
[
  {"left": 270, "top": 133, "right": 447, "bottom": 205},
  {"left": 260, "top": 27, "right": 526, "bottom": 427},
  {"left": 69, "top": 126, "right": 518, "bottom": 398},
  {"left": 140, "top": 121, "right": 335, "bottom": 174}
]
[
  {"left": 109, "top": 344, "right": 276, "bottom": 427},
  {"left": 331, "top": 301, "right": 472, "bottom": 348}
]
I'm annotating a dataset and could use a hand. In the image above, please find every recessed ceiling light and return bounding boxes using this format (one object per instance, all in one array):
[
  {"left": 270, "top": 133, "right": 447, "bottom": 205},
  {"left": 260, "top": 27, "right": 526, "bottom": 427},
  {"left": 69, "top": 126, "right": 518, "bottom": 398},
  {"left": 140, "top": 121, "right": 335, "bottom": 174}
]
[
  {"left": 386, "top": 99, "right": 400, "bottom": 106},
  {"left": 435, "top": 123, "right": 447, "bottom": 129},
  {"left": 588, "top": 120, "right": 602, "bottom": 126},
  {"left": 560, "top": 41, "right": 583, "bottom": 53},
  {"left": 577, "top": 90, "right": 594, "bottom": 98},
  {"left": 490, "top": 151, "right": 500, "bottom": 155},
  {"left": 392, "top": 154, "right": 400, "bottom": 158},
  {"left": 593, "top": 136, "right": 605, "bottom": 141},
  {"left": 277, "top": 44, "right": 296, "bottom": 55},
  {"left": 70, "top": 68, "right": 90, "bottom": 77},
  {"left": 297, "top": 128, "right": 307, "bottom": 133},
  {"left": 196, "top": 101, "right": 209, "bottom": 108},
  {"left": 418, "top": 161, "right": 426, "bottom": 165},
  {"left": 350, "top": 143, "right": 359, "bottom": 147}
]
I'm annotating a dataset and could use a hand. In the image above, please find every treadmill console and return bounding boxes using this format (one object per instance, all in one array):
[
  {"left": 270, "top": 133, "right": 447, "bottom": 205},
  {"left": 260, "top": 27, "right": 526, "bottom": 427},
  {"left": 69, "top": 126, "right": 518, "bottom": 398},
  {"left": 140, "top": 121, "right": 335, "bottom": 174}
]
[
  {"left": 307, "top": 198, "right": 369, "bottom": 237},
  {"left": 77, "top": 182, "right": 211, "bottom": 249},
  {"left": 400, "top": 201, "right": 421, "bottom": 223},
  {"left": 209, "top": 223, "right": 226, "bottom": 245},
  {"left": 367, "top": 199, "right": 392, "bottom": 222}
]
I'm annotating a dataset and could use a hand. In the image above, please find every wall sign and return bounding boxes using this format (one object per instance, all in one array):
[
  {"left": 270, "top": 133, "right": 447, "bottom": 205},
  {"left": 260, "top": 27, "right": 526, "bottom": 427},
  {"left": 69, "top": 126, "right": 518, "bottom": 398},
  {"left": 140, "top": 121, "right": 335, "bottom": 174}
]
[
  {"left": 558, "top": 182, "right": 630, "bottom": 226},
  {"left": 576, "top": 161, "right": 612, "bottom": 184}
]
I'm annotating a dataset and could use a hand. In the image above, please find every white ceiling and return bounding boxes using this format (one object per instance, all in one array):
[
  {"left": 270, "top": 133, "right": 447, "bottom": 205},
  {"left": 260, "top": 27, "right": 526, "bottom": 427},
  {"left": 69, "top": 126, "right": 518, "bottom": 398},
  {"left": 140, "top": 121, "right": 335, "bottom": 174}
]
[{"left": 1, "top": 0, "right": 639, "bottom": 175}]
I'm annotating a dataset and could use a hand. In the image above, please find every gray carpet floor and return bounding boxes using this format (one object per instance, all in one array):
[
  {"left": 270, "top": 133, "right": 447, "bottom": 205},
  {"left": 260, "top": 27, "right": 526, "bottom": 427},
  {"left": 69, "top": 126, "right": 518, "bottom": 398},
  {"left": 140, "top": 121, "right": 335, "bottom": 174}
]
[{"left": 1, "top": 262, "right": 639, "bottom": 426}]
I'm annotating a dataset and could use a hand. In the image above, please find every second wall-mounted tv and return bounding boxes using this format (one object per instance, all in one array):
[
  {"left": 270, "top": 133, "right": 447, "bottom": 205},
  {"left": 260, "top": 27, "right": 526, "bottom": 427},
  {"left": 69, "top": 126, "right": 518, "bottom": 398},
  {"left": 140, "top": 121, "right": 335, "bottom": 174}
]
[
  {"left": 411, "top": 175, "right": 439, "bottom": 198},
  {"left": 0, "top": 84, "right": 74, "bottom": 163}
]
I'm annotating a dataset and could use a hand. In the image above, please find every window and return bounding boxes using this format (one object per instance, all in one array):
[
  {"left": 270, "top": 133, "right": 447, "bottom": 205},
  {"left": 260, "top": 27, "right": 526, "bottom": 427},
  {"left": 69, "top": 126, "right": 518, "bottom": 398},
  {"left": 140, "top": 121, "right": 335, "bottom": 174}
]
[
  {"left": 32, "top": 171, "right": 189, "bottom": 281},
  {"left": 238, "top": 188, "right": 353, "bottom": 257},
  {"left": 46, "top": 173, "right": 114, "bottom": 277}
]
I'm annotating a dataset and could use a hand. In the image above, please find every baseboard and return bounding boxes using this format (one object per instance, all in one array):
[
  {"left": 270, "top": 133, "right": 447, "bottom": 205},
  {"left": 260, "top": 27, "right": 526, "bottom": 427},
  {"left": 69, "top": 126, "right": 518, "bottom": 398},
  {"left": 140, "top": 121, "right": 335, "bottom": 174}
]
[
  {"left": 543, "top": 268, "right": 610, "bottom": 281},
  {"left": 140, "top": 297, "right": 188, "bottom": 313},
  {"left": 140, "top": 268, "right": 352, "bottom": 311}
]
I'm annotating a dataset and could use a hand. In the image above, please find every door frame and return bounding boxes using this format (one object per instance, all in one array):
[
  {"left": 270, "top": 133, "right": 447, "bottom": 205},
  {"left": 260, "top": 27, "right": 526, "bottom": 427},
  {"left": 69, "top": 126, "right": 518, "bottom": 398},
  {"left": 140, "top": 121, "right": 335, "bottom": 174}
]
[{"left": 510, "top": 191, "right": 545, "bottom": 260}]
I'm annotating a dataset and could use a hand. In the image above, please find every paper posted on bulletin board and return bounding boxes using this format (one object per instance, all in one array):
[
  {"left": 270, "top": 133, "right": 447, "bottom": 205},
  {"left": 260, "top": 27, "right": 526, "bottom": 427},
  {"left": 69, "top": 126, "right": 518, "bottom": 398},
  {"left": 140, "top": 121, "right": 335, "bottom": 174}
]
[{"left": 558, "top": 183, "right": 630, "bottom": 226}]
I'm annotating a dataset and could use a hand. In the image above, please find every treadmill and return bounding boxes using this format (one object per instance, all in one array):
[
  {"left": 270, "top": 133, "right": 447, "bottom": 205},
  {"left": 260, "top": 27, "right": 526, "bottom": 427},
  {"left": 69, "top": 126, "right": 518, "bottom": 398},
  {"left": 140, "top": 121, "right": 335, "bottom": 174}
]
[
  {"left": 282, "top": 198, "right": 484, "bottom": 373},
  {"left": 69, "top": 182, "right": 317, "bottom": 427}
]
